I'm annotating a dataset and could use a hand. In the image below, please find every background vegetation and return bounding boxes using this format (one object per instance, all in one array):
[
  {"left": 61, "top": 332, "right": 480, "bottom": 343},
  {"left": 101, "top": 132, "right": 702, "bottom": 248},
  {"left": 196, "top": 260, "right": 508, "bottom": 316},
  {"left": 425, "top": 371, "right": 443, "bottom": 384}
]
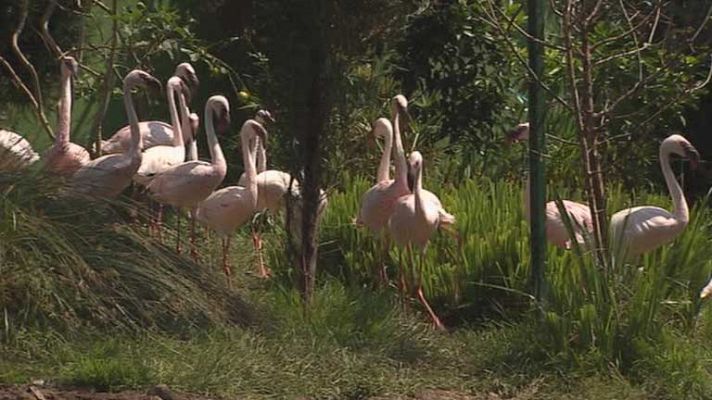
[{"left": 2, "top": 0, "right": 712, "bottom": 398}]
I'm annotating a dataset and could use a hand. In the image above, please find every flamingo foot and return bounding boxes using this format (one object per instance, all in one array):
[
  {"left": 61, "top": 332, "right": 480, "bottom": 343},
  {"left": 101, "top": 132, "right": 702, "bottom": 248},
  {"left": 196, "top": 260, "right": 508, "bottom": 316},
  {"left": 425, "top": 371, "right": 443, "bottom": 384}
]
[{"left": 416, "top": 286, "right": 445, "bottom": 331}]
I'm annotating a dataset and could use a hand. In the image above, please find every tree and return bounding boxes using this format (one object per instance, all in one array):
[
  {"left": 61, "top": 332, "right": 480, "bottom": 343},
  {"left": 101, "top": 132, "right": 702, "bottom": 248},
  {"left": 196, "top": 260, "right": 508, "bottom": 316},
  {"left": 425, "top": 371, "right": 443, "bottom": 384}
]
[{"left": 485, "top": 0, "right": 712, "bottom": 267}]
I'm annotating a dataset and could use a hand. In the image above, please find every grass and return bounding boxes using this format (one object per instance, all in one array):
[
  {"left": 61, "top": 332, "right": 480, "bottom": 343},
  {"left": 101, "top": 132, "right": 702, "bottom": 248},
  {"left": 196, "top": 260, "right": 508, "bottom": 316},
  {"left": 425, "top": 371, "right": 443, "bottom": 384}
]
[{"left": 2, "top": 168, "right": 712, "bottom": 398}]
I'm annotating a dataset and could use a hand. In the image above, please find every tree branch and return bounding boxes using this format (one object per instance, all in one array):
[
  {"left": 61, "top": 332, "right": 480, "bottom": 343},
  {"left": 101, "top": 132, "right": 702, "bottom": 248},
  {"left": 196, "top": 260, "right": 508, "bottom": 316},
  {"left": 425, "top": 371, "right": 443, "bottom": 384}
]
[
  {"left": 88, "top": 0, "right": 119, "bottom": 155},
  {"left": 10, "top": 0, "right": 54, "bottom": 139}
]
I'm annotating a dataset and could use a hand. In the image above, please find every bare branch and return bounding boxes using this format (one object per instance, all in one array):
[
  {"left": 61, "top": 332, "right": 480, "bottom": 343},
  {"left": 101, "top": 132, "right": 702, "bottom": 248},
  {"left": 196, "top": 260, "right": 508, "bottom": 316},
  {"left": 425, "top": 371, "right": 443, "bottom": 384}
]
[
  {"left": 647, "top": 6, "right": 661, "bottom": 45},
  {"left": 88, "top": 0, "right": 119, "bottom": 156},
  {"left": 593, "top": 42, "right": 648, "bottom": 66},
  {"left": 563, "top": 0, "right": 584, "bottom": 132},
  {"left": 591, "top": 6, "right": 658, "bottom": 51},
  {"left": 689, "top": 2, "right": 712, "bottom": 48},
  {"left": 39, "top": 0, "right": 63, "bottom": 58},
  {"left": 689, "top": 55, "right": 712, "bottom": 93},
  {"left": 619, "top": 0, "right": 644, "bottom": 83},
  {"left": 486, "top": 0, "right": 568, "bottom": 52},
  {"left": 480, "top": 0, "right": 573, "bottom": 111},
  {"left": 8, "top": 0, "right": 54, "bottom": 139},
  {"left": 583, "top": 0, "right": 605, "bottom": 27},
  {"left": 0, "top": 57, "right": 54, "bottom": 137}
]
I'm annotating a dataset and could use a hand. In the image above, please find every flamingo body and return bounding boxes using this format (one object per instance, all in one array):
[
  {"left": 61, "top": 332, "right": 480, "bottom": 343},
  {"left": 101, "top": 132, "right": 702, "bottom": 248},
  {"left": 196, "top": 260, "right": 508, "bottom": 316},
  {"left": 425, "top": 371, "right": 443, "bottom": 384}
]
[
  {"left": 43, "top": 56, "right": 90, "bottom": 176},
  {"left": 609, "top": 134, "right": 699, "bottom": 260},
  {"left": 0, "top": 130, "right": 39, "bottom": 172},
  {"left": 70, "top": 70, "right": 161, "bottom": 197}
]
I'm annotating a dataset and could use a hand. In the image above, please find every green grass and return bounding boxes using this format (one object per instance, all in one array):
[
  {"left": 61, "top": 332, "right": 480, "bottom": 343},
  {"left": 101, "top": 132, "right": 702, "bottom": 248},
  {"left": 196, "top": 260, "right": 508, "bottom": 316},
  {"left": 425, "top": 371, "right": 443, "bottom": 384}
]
[{"left": 2, "top": 169, "right": 712, "bottom": 398}]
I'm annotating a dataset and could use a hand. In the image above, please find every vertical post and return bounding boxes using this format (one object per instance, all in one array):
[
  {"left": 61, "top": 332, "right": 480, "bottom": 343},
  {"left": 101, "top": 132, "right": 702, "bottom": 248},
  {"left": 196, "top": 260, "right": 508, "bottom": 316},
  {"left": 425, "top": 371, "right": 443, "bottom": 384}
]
[{"left": 528, "top": 0, "right": 547, "bottom": 300}]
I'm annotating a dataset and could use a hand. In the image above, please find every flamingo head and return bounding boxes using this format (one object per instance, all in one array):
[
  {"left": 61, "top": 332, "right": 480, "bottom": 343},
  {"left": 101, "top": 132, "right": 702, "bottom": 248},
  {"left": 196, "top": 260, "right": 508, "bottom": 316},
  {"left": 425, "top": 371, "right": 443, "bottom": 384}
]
[
  {"left": 504, "top": 122, "right": 530, "bottom": 146},
  {"left": 243, "top": 119, "right": 268, "bottom": 145},
  {"left": 208, "top": 95, "right": 231, "bottom": 134},
  {"left": 391, "top": 94, "right": 411, "bottom": 129},
  {"left": 369, "top": 117, "right": 393, "bottom": 149},
  {"left": 175, "top": 62, "right": 199, "bottom": 100},
  {"left": 124, "top": 70, "right": 162, "bottom": 93},
  {"left": 663, "top": 134, "right": 701, "bottom": 170},
  {"left": 61, "top": 56, "right": 78, "bottom": 78},
  {"left": 407, "top": 151, "right": 423, "bottom": 192},
  {"left": 255, "top": 109, "right": 275, "bottom": 125}
]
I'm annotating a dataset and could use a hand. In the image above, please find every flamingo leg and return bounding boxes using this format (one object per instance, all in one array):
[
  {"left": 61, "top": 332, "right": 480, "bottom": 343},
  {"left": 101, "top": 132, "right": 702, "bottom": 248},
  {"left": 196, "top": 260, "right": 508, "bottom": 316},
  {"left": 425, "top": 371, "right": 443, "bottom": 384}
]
[
  {"left": 376, "top": 233, "right": 389, "bottom": 287},
  {"left": 189, "top": 208, "right": 199, "bottom": 262},
  {"left": 176, "top": 209, "right": 182, "bottom": 254},
  {"left": 415, "top": 249, "right": 445, "bottom": 331},
  {"left": 251, "top": 224, "right": 271, "bottom": 278},
  {"left": 222, "top": 236, "right": 232, "bottom": 285},
  {"left": 156, "top": 204, "right": 164, "bottom": 243},
  {"left": 396, "top": 248, "right": 408, "bottom": 311}
]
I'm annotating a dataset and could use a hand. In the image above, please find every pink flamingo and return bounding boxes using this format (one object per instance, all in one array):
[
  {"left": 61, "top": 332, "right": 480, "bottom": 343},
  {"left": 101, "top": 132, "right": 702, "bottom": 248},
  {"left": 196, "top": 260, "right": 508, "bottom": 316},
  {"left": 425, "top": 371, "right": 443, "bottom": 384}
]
[
  {"left": 100, "top": 63, "right": 199, "bottom": 154},
  {"left": 356, "top": 96, "right": 410, "bottom": 283},
  {"left": 133, "top": 76, "right": 188, "bottom": 186},
  {"left": 146, "top": 95, "right": 230, "bottom": 255},
  {"left": 235, "top": 110, "right": 297, "bottom": 277},
  {"left": 388, "top": 151, "right": 455, "bottom": 330},
  {"left": 610, "top": 134, "right": 700, "bottom": 261},
  {"left": 196, "top": 119, "right": 267, "bottom": 279},
  {"left": 0, "top": 130, "right": 39, "bottom": 172},
  {"left": 43, "top": 56, "right": 91, "bottom": 176},
  {"left": 506, "top": 122, "right": 593, "bottom": 249},
  {"left": 69, "top": 70, "right": 161, "bottom": 197}
]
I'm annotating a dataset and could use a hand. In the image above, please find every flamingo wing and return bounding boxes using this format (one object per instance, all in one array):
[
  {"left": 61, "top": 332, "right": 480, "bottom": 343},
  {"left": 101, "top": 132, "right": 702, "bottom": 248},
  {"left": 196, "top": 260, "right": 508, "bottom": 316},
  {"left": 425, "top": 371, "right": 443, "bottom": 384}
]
[
  {"left": 0, "top": 130, "right": 39, "bottom": 171},
  {"left": 101, "top": 121, "right": 173, "bottom": 154},
  {"left": 610, "top": 206, "right": 686, "bottom": 258}
]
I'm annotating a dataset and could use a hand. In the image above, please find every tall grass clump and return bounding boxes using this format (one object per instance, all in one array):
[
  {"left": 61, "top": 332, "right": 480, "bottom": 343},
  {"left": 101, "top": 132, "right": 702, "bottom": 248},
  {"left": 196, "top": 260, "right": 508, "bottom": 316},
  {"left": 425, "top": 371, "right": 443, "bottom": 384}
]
[
  {"left": 537, "top": 189, "right": 712, "bottom": 397},
  {"left": 0, "top": 171, "right": 256, "bottom": 340}
]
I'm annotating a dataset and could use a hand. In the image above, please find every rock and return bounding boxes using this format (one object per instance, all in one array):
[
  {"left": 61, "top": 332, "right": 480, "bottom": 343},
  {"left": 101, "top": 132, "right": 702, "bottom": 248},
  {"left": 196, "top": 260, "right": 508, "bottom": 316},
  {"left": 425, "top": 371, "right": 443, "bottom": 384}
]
[{"left": 147, "top": 384, "right": 175, "bottom": 400}]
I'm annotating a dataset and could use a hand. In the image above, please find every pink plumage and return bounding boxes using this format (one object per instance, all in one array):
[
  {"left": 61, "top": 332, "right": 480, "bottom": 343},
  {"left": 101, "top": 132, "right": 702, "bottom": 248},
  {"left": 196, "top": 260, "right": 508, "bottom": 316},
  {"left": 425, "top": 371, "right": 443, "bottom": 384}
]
[
  {"left": 610, "top": 134, "right": 700, "bottom": 260},
  {"left": 43, "top": 57, "right": 90, "bottom": 176},
  {"left": 507, "top": 122, "right": 593, "bottom": 249}
]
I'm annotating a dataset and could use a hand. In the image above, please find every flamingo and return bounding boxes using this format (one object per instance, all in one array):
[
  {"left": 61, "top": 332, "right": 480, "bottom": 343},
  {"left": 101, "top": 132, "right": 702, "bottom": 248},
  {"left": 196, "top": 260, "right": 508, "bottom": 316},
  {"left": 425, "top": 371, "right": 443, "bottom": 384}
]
[
  {"left": 356, "top": 95, "right": 410, "bottom": 284},
  {"left": 196, "top": 119, "right": 267, "bottom": 280},
  {"left": 610, "top": 134, "right": 700, "bottom": 261},
  {"left": 0, "top": 130, "right": 39, "bottom": 172},
  {"left": 146, "top": 95, "right": 230, "bottom": 255},
  {"left": 100, "top": 63, "right": 199, "bottom": 154},
  {"left": 133, "top": 76, "right": 188, "bottom": 186},
  {"left": 506, "top": 122, "right": 593, "bottom": 249},
  {"left": 388, "top": 151, "right": 455, "bottom": 330},
  {"left": 69, "top": 70, "right": 161, "bottom": 198},
  {"left": 42, "top": 56, "right": 91, "bottom": 176}
]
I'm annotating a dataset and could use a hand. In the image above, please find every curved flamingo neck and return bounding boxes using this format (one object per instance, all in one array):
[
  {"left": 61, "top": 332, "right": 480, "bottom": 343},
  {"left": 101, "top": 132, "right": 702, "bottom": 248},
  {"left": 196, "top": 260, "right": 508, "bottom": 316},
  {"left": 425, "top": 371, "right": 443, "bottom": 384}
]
[
  {"left": 56, "top": 69, "right": 72, "bottom": 146},
  {"left": 376, "top": 127, "right": 393, "bottom": 182},
  {"left": 660, "top": 147, "right": 688, "bottom": 223},
  {"left": 256, "top": 137, "right": 266, "bottom": 173},
  {"left": 414, "top": 164, "right": 425, "bottom": 220},
  {"left": 176, "top": 89, "right": 191, "bottom": 146},
  {"left": 392, "top": 107, "right": 407, "bottom": 188},
  {"left": 123, "top": 81, "right": 143, "bottom": 156},
  {"left": 205, "top": 104, "right": 226, "bottom": 173},
  {"left": 167, "top": 81, "right": 183, "bottom": 147},
  {"left": 240, "top": 127, "right": 259, "bottom": 208}
]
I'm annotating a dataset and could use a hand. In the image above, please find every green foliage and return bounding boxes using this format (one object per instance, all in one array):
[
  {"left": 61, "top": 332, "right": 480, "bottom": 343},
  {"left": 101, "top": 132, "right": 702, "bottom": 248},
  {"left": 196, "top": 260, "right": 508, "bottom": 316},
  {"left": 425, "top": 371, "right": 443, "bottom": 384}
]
[{"left": 396, "top": 2, "right": 517, "bottom": 180}]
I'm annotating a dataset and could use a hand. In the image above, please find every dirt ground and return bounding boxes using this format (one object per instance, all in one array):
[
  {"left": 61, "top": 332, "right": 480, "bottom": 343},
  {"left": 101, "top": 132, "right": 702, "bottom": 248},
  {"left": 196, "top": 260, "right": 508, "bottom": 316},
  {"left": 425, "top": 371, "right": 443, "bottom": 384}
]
[
  {"left": 0, "top": 384, "right": 213, "bottom": 400},
  {"left": 0, "top": 385, "right": 501, "bottom": 400}
]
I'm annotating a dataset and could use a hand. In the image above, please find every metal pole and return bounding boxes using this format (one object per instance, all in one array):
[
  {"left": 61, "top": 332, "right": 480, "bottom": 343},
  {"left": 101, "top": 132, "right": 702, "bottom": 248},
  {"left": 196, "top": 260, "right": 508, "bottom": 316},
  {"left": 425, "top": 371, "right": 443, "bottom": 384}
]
[{"left": 528, "top": 0, "right": 547, "bottom": 300}]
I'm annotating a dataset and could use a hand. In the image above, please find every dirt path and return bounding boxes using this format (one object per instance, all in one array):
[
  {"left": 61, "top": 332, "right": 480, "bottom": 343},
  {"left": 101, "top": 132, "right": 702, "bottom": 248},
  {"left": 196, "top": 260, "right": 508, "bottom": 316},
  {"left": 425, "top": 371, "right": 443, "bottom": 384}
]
[
  {"left": 0, "top": 384, "right": 213, "bottom": 400},
  {"left": 0, "top": 385, "right": 501, "bottom": 400}
]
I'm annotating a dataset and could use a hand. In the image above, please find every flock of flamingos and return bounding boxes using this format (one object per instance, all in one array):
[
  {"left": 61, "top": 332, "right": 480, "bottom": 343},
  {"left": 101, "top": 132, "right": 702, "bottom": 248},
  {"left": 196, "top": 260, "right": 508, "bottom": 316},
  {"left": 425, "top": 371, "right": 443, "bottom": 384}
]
[{"left": 0, "top": 57, "right": 709, "bottom": 329}]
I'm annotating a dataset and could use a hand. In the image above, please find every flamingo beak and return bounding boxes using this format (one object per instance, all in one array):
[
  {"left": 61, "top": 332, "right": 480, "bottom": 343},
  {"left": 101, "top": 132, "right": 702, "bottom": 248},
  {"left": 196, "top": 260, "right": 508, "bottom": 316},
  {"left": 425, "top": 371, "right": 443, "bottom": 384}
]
[
  {"left": 253, "top": 121, "right": 268, "bottom": 144},
  {"left": 216, "top": 108, "right": 230, "bottom": 134},
  {"left": 144, "top": 75, "right": 163, "bottom": 94},
  {"left": 686, "top": 147, "right": 701, "bottom": 170}
]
